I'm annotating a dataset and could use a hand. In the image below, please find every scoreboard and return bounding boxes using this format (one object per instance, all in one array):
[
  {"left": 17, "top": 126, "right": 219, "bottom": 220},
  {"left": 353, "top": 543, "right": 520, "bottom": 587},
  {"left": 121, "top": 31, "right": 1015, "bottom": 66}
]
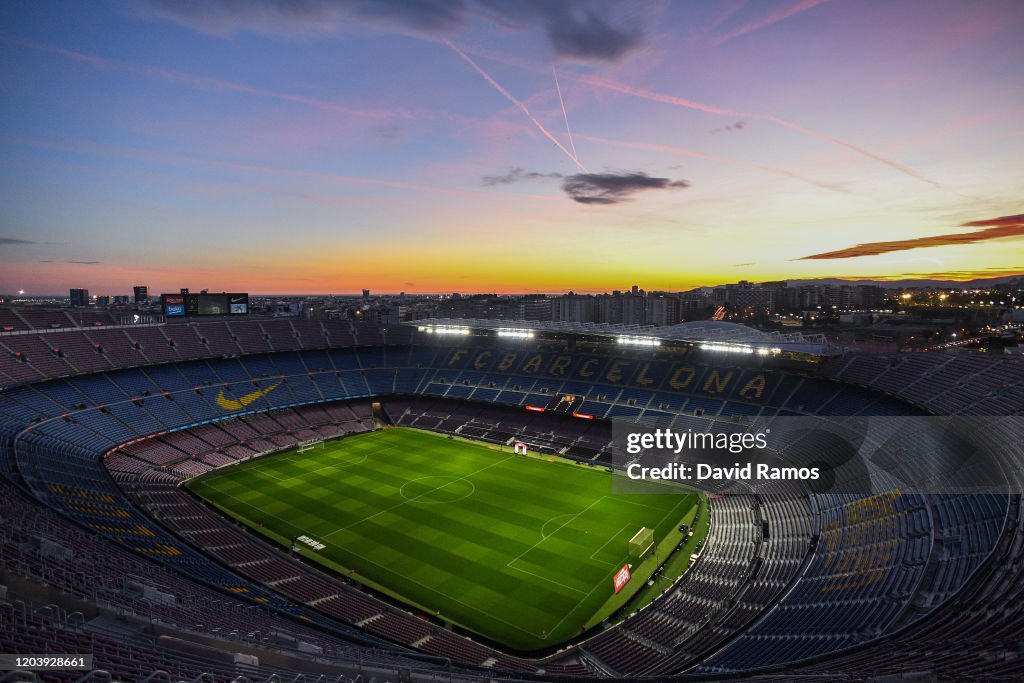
[{"left": 162, "top": 292, "right": 249, "bottom": 317}]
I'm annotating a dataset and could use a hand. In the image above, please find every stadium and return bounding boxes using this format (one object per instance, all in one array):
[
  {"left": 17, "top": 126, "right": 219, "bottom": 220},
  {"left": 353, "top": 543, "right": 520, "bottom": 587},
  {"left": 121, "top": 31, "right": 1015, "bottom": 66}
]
[{"left": 3, "top": 309, "right": 1024, "bottom": 682}]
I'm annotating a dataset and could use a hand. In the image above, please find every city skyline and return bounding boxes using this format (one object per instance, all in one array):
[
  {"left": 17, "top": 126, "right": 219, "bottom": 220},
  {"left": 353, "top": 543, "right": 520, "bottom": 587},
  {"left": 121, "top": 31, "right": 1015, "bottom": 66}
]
[
  {"left": 2, "top": 0, "right": 1022, "bottom": 295},
  {"left": 6, "top": 271, "right": 1024, "bottom": 300}
]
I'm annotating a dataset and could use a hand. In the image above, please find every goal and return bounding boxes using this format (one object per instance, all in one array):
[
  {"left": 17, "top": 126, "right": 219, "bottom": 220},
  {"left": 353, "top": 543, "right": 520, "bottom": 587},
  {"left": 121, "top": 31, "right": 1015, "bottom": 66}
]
[
  {"left": 628, "top": 527, "right": 655, "bottom": 560},
  {"left": 298, "top": 437, "right": 325, "bottom": 454}
]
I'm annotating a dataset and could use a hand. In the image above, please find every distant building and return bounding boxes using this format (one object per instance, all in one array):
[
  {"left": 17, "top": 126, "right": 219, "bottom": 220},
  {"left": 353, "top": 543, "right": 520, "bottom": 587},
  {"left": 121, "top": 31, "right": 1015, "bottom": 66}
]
[
  {"left": 133, "top": 286, "right": 149, "bottom": 303},
  {"left": 553, "top": 293, "right": 598, "bottom": 323},
  {"left": 70, "top": 288, "right": 89, "bottom": 307},
  {"left": 517, "top": 296, "right": 552, "bottom": 321},
  {"left": 725, "top": 281, "right": 775, "bottom": 312},
  {"left": 596, "top": 294, "right": 623, "bottom": 324},
  {"left": 380, "top": 306, "right": 404, "bottom": 327},
  {"left": 362, "top": 289, "right": 370, "bottom": 300},
  {"left": 622, "top": 292, "right": 646, "bottom": 325},
  {"left": 856, "top": 285, "right": 887, "bottom": 309},
  {"left": 113, "top": 295, "right": 131, "bottom": 305},
  {"left": 645, "top": 295, "right": 682, "bottom": 326},
  {"left": 95, "top": 295, "right": 110, "bottom": 307}
]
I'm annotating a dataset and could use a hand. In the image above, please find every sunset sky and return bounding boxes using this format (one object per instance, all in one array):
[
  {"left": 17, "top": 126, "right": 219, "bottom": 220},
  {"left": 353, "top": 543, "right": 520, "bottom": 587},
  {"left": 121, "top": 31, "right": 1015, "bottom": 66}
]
[{"left": 1, "top": 0, "right": 1022, "bottom": 295}]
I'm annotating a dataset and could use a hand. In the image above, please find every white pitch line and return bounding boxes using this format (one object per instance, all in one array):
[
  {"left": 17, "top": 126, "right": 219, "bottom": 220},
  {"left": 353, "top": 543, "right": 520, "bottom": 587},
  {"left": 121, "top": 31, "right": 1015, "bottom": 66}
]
[
  {"left": 588, "top": 522, "right": 633, "bottom": 561},
  {"left": 325, "top": 454, "right": 516, "bottom": 538},
  {"left": 201, "top": 486, "right": 305, "bottom": 539},
  {"left": 506, "top": 496, "right": 605, "bottom": 568},
  {"left": 542, "top": 494, "right": 695, "bottom": 639},
  {"left": 202, "top": 433, "right": 700, "bottom": 644},
  {"left": 613, "top": 496, "right": 680, "bottom": 512},
  {"left": 327, "top": 541, "right": 545, "bottom": 639},
  {"left": 260, "top": 435, "right": 408, "bottom": 485},
  {"left": 540, "top": 564, "right": 612, "bottom": 640},
  {"left": 505, "top": 563, "right": 588, "bottom": 596}
]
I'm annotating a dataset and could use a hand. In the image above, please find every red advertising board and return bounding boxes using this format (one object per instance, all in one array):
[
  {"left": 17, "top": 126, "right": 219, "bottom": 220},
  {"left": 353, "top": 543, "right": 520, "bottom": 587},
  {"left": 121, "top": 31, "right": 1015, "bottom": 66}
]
[{"left": 613, "top": 564, "right": 631, "bottom": 593}]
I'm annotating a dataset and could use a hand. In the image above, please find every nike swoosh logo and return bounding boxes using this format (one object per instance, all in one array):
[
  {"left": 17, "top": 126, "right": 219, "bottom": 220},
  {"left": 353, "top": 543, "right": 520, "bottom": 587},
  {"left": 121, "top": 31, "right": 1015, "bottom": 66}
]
[{"left": 216, "top": 383, "right": 280, "bottom": 411}]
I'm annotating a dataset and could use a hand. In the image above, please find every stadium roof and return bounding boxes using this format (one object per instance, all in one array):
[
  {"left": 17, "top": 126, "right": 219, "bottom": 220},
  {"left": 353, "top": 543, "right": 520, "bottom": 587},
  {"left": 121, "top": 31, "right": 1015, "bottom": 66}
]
[{"left": 407, "top": 318, "right": 841, "bottom": 356}]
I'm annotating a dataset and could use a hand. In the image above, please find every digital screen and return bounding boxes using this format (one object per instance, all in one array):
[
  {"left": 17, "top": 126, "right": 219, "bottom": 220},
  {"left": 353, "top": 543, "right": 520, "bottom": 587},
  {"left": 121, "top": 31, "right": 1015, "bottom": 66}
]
[
  {"left": 161, "top": 294, "right": 185, "bottom": 317},
  {"left": 198, "top": 294, "right": 229, "bottom": 316},
  {"left": 162, "top": 292, "right": 247, "bottom": 316},
  {"left": 227, "top": 294, "right": 249, "bottom": 315}
]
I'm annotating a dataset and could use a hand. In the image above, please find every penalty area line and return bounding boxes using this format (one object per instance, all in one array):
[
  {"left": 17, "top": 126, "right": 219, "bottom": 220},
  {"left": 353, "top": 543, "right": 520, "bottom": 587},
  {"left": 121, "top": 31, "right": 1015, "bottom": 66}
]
[{"left": 505, "top": 561, "right": 589, "bottom": 596}]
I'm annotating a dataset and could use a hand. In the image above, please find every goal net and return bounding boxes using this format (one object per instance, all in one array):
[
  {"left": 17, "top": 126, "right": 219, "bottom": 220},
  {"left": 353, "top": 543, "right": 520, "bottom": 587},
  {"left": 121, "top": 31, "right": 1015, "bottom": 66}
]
[
  {"left": 298, "top": 438, "right": 325, "bottom": 454},
  {"left": 628, "top": 527, "right": 654, "bottom": 559}
]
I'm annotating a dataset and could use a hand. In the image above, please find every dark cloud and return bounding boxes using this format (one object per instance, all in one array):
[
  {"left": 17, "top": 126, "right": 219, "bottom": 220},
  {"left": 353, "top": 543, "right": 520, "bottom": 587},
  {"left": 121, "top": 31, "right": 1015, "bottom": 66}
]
[
  {"left": 481, "top": 167, "right": 564, "bottom": 186},
  {"left": 39, "top": 259, "right": 102, "bottom": 265},
  {"left": 711, "top": 121, "right": 747, "bottom": 134},
  {"left": 143, "top": 0, "right": 466, "bottom": 34},
  {"left": 349, "top": 0, "right": 467, "bottom": 31},
  {"left": 0, "top": 237, "right": 36, "bottom": 245},
  {"left": 799, "top": 214, "right": 1024, "bottom": 260},
  {"left": 483, "top": 168, "right": 691, "bottom": 204},
  {"left": 961, "top": 213, "right": 1024, "bottom": 228},
  {"left": 562, "top": 172, "right": 689, "bottom": 205},
  {"left": 481, "top": 1, "right": 645, "bottom": 61},
  {"left": 140, "top": 0, "right": 646, "bottom": 61}
]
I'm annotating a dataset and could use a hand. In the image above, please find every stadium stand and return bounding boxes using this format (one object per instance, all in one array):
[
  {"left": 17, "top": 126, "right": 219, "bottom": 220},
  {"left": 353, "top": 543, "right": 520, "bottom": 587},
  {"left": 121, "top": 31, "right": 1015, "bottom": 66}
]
[{"left": 2, "top": 311, "right": 1023, "bottom": 680}]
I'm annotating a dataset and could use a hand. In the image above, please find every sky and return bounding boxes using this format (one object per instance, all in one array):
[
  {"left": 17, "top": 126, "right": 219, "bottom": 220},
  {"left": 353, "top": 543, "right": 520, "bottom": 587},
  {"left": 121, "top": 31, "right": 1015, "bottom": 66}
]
[{"left": 0, "top": 0, "right": 1022, "bottom": 295}]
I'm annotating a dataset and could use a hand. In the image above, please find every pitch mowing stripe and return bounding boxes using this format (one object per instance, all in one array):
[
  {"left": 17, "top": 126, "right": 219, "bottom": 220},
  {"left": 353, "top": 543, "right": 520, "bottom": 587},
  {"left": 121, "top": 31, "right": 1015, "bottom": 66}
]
[
  {"left": 334, "top": 524, "right": 582, "bottom": 618},
  {"left": 327, "top": 496, "right": 599, "bottom": 595},
  {"left": 198, "top": 438, "right": 671, "bottom": 626},
  {"left": 189, "top": 427, "right": 696, "bottom": 650}
]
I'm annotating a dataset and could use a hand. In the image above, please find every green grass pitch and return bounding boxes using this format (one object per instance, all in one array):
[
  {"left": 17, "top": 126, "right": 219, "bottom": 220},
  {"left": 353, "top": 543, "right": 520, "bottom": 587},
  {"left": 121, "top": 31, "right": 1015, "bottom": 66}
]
[{"left": 187, "top": 427, "right": 701, "bottom": 651}]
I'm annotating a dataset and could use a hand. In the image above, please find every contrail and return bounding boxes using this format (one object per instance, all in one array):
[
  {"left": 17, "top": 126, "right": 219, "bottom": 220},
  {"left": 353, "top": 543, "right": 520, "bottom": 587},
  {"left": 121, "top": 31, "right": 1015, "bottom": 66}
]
[
  {"left": 564, "top": 72, "right": 747, "bottom": 117},
  {"left": 2, "top": 33, "right": 403, "bottom": 121},
  {"left": 11, "top": 135, "right": 546, "bottom": 202},
  {"left": 562, "top": 71, "right": 944, "bottom": 188},
  {"left": 762, "top": 115, "right": 942, "bottom": 188},
  {"left": 575, "top": 133, "right": 844, "bottom": 192},
  {"left": 710, "top": 0, "right": 834, "bottom": 46},
  {"left": 552, "top": 65, "right": 581, "bottom": 167},
  {"left": 445, "top": 40, "right": 587, "bottom": 172}
]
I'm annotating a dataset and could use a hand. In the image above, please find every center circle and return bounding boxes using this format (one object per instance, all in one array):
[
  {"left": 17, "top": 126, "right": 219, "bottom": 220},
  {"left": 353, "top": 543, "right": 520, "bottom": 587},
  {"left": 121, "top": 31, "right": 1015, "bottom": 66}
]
[{"left": 399, "top": 476, "right": 476, "bottom": 504}]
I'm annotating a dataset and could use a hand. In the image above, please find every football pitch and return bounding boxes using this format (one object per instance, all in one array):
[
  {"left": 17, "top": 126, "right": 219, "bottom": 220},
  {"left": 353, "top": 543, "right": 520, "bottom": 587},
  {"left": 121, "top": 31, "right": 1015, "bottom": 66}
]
[{"left": 187, "top": 427, "right": 702, "bottom": 651}]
